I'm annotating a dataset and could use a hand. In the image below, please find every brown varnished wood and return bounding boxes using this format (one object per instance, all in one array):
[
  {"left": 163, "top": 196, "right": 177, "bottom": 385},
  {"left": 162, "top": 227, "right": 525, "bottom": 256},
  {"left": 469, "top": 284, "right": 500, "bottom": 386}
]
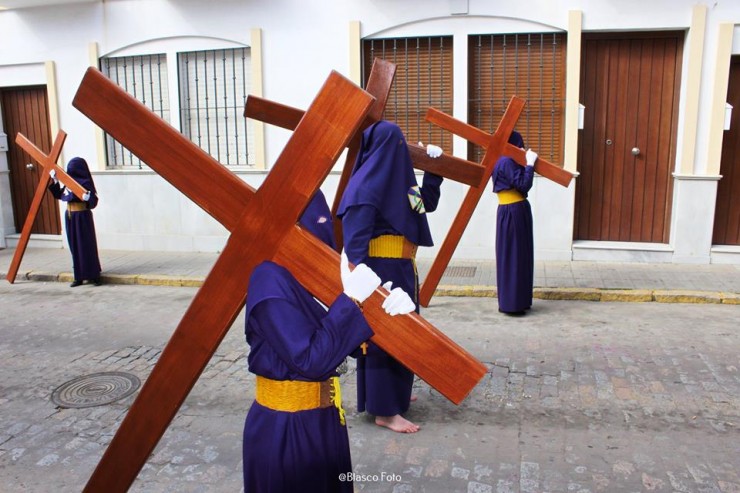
[
  {"left": 6, "top": 131, "right": 83, "bottom": 283},
  {"left": 245, "top": 95, "right": 484, "bottom": 187},
  {"left": 274, "top": 226, "right": 486, "bottom": 405},
  {"left": 407, "top": 144, "right": 485, "bottom": 187},
  {"left": 2, "top": 88, "right": 61, "bottom": 236},
  {"left": 424, "top": 107, "right": 575, "bottom": 188},
  {"left": 73, "top": 67, "right": 486, "bottom": 492},
  {"left": 244, "top": 95, "right": 303, "bottom": 131},
  {"left": 246, "top": 58, "right": 398, "bottom": 251}
]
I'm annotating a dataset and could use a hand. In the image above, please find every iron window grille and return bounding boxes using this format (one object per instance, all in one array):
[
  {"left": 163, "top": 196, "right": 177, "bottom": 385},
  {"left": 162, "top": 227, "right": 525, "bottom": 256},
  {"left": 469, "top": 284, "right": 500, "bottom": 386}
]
[
  {"left": 178, "top": 47, "right": 254, "bottom": 167},
  {"left": 100, "top": 54, "right": 170, "bottom": 169}
]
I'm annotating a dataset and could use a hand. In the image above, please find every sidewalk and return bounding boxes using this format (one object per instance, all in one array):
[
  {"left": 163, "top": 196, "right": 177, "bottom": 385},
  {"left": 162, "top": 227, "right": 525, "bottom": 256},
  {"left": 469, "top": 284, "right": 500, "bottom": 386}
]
[{"left": 1, "top": 246, "right": 739, "bottom": 304}]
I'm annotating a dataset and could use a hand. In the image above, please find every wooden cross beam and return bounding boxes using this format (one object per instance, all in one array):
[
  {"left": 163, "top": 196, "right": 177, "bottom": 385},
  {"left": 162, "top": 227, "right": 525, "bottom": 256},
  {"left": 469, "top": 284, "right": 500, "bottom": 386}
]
[
  {"left": 244, "top": 58, "right": 485, "bottom": 248},
  {"left": 246, "top": 95, "right": 484, "bottom": 188},
  {"left": 73, "top": 67, "right": 486, "bottom": 492},
  {"left": 418, "top": 97, "right": 576, "bottom": 307},
  {"left": 5, "top": 131, "right": 88, "bottom": 284}
]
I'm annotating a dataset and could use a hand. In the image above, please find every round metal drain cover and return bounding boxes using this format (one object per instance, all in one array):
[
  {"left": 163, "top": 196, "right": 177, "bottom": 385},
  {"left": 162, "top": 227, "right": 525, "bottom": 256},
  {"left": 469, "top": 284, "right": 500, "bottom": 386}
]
[{"left": 51, "top": 371, "right": 141, "bottom": 409}]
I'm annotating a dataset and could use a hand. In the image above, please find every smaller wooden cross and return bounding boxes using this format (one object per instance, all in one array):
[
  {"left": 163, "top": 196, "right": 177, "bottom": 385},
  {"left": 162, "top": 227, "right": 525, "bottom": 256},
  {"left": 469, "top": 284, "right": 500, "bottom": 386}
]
[
  {"left": 417, "top": 98, "right": 575, "bottom": 307},
  {"left": 5, "top": 131, "right": 88, "bottom": 284}
]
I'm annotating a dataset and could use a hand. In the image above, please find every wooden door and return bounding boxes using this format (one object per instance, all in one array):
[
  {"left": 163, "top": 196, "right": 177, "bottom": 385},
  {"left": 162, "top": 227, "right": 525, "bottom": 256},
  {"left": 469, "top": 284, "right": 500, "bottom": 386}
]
[
  {"left": 0, "top": 86, "right": 61, "bottom": 235},
  {"left": 712, "top": 56, "right": 740, "bottom": 245},
  {"left": 575, "top": 33, "right": 683, "bottom": 243}
]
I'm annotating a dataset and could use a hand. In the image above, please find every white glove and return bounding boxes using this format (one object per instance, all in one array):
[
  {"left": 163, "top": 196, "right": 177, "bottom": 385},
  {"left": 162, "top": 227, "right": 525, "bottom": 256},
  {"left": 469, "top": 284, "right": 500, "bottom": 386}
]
[
  {"left": 381, "top": 281, "right": 416, "bottom": 316},
  {"left": 525, "top": 148, "right": 538, "bottom": 167},
  {"left": 340, "top": 250, "right": 380, "bottom": 304},
  {"left": 82, "top": 191, "right": 91, "bottom": 202},
  {"left": 419, "top": 142, "right": 443, "bottom": 159},
  {"left": 49, "top": 169, "right": 58, "bottom": 184}
]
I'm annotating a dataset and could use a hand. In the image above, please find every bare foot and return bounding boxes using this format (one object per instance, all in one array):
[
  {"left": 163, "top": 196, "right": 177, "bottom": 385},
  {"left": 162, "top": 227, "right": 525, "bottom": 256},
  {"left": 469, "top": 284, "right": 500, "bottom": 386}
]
[{"left": 375, "top": 415, "right": 420, "bottom": 433}]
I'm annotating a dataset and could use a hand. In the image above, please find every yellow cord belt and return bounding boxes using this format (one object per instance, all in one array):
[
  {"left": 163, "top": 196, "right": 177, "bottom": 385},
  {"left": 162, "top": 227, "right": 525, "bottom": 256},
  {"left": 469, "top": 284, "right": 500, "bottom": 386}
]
[
  {"left": 496, "top": 189, "right": 525, "bottom": 205},
  {"left": 368, "top": 234, "right": 417, "bottom": 259},
  {"left": 255, "top": 375, "right": 345, "bottom": 425},
  {"left": 67, "top": 202, "right": 87, "bottom": 212}
]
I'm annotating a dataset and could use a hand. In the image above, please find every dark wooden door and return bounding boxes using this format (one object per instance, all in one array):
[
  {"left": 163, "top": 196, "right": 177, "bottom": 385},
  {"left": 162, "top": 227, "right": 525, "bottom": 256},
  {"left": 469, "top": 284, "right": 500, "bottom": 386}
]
[
  {"left": 712, "top": 56, "right": 740, "bottom": 245},
  {"left": 0, "top": 86, "right": 61, "bottom": 235},
  {"left": 575, "top": 33, "right": 683, "bottom": 243}
]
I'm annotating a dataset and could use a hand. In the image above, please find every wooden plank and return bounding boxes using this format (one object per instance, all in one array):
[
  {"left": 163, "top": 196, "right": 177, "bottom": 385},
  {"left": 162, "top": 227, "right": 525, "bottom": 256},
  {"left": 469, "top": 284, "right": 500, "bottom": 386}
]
[
  {"left": 244, "top": 95, "right": 302, "bottom": 131},
  {"left": 407, "top": 144, "right": 484, "bottom": 187},
  {"left": 274, "top": 227, "right": 486, "bottom": 405},
  {"left": 425, "top": 108, "right": 574, "bottom": 187},
  {"left": 246, "top": 97, "right": 485, "bottom": 187}
]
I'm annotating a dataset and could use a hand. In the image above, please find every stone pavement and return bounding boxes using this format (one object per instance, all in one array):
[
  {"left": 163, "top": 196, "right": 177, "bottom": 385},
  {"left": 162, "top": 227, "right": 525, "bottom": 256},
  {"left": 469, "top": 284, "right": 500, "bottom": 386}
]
[
  {"left": 1, "top": 247, "right": 739, "bottom": 304},
  {"left": 0, "top": 281, "right": 738, "bottom": 492}
]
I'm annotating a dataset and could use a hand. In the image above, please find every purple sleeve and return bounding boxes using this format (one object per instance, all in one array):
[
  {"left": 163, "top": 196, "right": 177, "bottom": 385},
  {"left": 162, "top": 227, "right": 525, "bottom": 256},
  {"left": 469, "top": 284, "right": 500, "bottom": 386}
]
[
  {"left": 493, "top": 158, "right": 534, "bottom": 194},
  {"left": 341, "top": 204, "right": 377, "bottom": 265},
  {"left": 420, "top": 172, "right": 443, "bottom": 213},
  {"left": 86, "top": 192, "right": 99, "bottom": 209},
  {"left": 250, "top": 293, "right": 374, "bottom": 379},
  {"left": 48, "top": 182, "right": 64, "bottom": 199}
]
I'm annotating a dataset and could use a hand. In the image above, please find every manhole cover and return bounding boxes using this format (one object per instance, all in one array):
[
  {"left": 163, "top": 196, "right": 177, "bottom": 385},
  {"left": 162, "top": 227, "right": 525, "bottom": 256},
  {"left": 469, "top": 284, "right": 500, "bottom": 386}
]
[
  {"left": 51, "top": 371, "right": 141, "bottom": 409},
  {"left": 444, "top": 266, "right": 477, "bottom": 278}
]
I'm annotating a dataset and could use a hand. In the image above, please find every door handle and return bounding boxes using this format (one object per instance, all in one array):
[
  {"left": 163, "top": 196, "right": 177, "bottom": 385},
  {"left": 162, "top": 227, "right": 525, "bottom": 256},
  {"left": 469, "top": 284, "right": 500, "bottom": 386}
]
[
  {"left": 25, "top": 163, "right": 35, "bottom": 171},
  {"left": 631, "top": 147, "right": 640, "bottom": 156}
]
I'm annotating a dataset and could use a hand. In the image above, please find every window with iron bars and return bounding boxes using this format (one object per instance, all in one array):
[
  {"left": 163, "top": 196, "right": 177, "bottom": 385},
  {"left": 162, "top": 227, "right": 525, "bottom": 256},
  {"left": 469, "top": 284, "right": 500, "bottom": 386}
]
[
  {"left": 99, "top": 47, "right": 254, "bottom": 168},
  {"left": 100, "top": 54, "right": 170, "bottom": 169},
  {"left": 468, "top": 33, "right": 566, "bottom": 165},
  {"left": 362, "top": 36, "right": 454, "bottom": 154},
  {"left": 178, "top": 47, "right": 254, "bottom": 167}
]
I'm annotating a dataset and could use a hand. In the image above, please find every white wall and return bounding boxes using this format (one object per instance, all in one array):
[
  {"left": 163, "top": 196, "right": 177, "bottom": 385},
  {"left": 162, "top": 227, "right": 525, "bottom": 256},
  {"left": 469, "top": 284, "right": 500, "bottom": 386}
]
[{"left": 1, "top": 0, "right": 738, "bottom": 263}]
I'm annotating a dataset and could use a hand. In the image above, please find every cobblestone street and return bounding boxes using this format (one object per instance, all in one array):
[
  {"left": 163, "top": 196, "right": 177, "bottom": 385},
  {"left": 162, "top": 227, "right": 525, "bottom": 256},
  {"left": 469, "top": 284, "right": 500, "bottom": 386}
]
[{"left": 0, "top": 281, "right": 738, "bottom": 492}]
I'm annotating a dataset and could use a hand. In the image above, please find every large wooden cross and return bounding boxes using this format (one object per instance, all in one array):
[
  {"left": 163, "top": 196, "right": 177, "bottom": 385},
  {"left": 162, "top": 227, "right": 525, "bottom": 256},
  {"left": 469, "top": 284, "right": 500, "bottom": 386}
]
[
  {"left": 5, "top": 131, "right": 89, "bottom": 283},
  {"left": 245, "top": 58, "right": 485, "bottom": 249},
  {"left": 417, "top": 98, "right": 575, "bottom": 307},
  {"left": 72, "top": 67, "right": 486, "bottom": 492}
]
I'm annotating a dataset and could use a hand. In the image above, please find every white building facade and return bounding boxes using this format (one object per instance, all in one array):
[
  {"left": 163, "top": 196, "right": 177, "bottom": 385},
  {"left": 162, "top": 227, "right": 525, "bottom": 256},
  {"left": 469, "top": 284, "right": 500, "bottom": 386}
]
[{"left": 0, "top": 0, "right": 738, "bottom": 264}]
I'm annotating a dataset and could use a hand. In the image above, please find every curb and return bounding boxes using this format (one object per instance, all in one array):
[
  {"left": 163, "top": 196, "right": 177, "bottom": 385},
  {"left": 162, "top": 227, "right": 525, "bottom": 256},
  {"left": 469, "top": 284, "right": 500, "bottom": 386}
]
[
  {"left": 437, "top": 284, "right": 738, "bottom": 304},
  {"left": 7, "top": 271, "right": 739, "bottom": 304}
]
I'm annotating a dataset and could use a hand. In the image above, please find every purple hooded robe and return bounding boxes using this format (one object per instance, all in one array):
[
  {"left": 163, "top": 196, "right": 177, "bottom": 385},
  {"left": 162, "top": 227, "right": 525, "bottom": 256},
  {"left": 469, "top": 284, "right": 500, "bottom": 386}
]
[
  {"left": 491, "top": 131, "right": 534, "bottom": 313},
  {"left": 337, "top": 120, "right": 443, "bottom": 416},
  {"left": 48, "top": 157, "right": 101, "bottom": 282},
  {"left": 242, "top": 191, "right": 373, "bottom": 492}
]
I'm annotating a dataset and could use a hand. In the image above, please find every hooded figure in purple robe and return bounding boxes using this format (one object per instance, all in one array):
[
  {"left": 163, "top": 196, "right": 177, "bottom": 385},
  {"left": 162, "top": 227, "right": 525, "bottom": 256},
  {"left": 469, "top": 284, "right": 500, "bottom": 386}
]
[
  {"left": 242, "top": 190, "right": 417, "bottom": 492},
  {"left": 242, "top": 259, "right": 373, "bottom": 493},
  {"left": 491, "top": 131, "right": 536, "bottom": 315},
  {"left": 337, "top": 120, "right": 443, "bottom": 433},
  {"left": 48, "top": 157, "right": 102, "bottom": 287}
]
